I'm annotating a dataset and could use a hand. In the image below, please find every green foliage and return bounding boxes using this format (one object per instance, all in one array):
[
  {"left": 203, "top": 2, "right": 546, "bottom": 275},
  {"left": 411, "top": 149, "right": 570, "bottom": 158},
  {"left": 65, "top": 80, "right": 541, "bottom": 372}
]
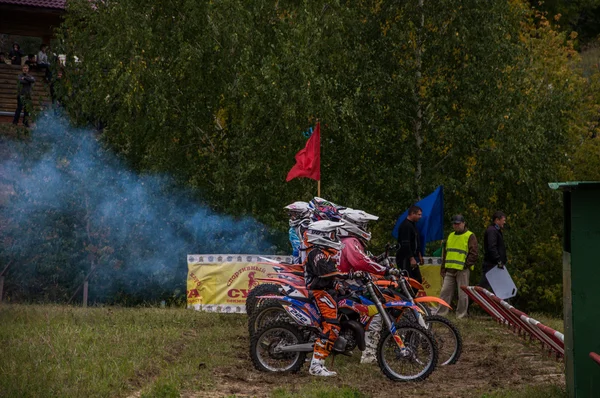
[
  {"left": 529, "top": 0, "right": 600, "bottom": 44},
  {"left": 37, "top": 0, "right": 597, "bottom": 313}
]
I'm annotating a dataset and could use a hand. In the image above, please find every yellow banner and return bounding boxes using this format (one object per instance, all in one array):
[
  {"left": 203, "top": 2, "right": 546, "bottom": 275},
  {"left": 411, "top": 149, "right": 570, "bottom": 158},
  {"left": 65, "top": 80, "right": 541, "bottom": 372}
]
[
  {"left": 420, "top": 264, "right": 442, "bottom": 298},
  {"left": 187, "top": 254, "right": 289, "bottom": 313},
  {"left": 187, "top": 254, "right": 442, "bottom": 313}
]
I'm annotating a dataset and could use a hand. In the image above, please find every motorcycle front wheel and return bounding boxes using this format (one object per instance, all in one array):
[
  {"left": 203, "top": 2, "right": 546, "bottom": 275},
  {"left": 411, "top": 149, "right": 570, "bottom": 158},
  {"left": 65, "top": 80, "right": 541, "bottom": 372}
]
[{"left": 377, "top": 320, "right": 438, "bottom": 382}]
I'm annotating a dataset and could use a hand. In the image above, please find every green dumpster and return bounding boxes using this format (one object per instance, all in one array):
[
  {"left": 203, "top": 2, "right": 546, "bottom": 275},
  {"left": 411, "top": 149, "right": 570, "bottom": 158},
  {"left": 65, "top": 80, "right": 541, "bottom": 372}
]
[{"left": 549, "top": 181, "right": 600, "bottom": 397}]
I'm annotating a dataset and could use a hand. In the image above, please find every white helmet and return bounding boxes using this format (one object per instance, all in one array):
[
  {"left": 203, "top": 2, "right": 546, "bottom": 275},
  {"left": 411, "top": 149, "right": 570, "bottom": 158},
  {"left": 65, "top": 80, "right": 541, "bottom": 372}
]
[
  {"left": 338, "top": 208, "right": 379, "bottom": 242},
  {"left": 305, "top": 220, "right": 345, "bottom": 251},
  {"left": 311, "top": 197, "right": 345, "bottom": 210},
  {"left": 284, "top": 201, "right": 310, "bottom": 226}
]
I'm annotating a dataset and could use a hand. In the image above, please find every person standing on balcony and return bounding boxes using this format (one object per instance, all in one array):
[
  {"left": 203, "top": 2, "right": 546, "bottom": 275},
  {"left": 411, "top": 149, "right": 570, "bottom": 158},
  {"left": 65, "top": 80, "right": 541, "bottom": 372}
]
[{"left": 13, "top": 64, "right": 35, "bottom": 127}]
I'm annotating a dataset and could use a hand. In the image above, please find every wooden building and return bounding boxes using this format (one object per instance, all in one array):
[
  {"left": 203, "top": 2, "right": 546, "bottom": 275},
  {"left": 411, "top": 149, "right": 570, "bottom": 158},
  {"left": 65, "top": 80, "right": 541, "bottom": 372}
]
[
  {"left": 0, "top": 0, "right": 66, "bottom": 44},
  {"left": 0, "top": 0, "right": 65, "bottom": 122}
]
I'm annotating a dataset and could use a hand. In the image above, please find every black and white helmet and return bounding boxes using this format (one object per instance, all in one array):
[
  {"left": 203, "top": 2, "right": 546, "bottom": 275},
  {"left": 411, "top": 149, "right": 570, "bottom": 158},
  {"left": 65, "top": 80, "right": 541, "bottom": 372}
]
[
  {"left": 305, "top": 220, "right": 345, "bottom": 251},
  {"left": 284, "top": 201, "right": 310, "bottom": 227},
  {"left": 338, "top": 208, "right": 379, "bottom": 242}
]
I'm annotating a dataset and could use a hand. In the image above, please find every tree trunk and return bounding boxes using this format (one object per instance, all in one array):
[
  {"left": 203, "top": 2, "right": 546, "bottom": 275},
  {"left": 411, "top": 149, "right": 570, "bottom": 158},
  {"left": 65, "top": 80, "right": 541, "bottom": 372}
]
[{"left": 413, "top": 0, "right": 424, "bottom": 200}]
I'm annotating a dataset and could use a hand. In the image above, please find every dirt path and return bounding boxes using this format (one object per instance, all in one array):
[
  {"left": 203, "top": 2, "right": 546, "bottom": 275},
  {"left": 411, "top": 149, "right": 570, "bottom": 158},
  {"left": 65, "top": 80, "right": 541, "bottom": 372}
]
[{"left": 186, "top": 316, "right": 564, "bottom": 397}]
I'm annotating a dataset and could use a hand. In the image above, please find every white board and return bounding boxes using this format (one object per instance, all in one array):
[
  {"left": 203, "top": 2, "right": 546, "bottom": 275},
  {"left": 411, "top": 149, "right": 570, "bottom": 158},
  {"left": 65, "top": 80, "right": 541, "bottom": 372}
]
[{"left": 485, "top": 265, "right": 517, "bottom": 299}]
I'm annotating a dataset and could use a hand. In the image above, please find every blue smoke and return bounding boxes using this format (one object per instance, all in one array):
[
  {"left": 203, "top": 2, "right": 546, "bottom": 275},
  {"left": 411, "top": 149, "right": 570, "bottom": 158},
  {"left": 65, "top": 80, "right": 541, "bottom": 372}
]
[{"left": 0, "top": 112, "right": 280, "bottom": 304}]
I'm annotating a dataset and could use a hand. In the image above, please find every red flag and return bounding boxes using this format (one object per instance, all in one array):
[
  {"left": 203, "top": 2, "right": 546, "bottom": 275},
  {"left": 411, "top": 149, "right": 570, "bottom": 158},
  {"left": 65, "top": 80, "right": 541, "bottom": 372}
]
[{"left": 286, "top": 122, "right": 321, "bottom": 182}]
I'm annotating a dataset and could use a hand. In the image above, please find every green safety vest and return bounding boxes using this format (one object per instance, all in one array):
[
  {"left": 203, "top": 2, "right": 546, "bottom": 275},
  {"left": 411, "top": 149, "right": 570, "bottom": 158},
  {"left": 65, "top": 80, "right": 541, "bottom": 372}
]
[{"left": 445, "top": 230, "right": 474, "bottom": 271}]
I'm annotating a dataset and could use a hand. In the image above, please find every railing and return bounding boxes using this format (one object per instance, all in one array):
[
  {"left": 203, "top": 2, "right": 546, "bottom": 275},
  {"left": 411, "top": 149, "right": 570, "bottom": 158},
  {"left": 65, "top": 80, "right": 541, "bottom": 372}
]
[{"left": 461, "top": 286, "right": 564, "bottom": 360}]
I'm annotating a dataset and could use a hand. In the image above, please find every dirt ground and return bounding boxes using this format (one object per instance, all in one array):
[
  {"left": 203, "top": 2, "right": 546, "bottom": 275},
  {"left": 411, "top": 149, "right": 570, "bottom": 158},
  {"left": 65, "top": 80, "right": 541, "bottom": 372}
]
[{"left": 186, "top": 316, "right": 565, "bottom": 398}]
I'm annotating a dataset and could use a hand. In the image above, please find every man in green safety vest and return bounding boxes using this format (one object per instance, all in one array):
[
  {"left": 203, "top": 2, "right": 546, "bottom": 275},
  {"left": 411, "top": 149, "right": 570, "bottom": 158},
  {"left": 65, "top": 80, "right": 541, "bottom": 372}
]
[{"left": 437, "top": 214, "right": 478, "bottom": 319}]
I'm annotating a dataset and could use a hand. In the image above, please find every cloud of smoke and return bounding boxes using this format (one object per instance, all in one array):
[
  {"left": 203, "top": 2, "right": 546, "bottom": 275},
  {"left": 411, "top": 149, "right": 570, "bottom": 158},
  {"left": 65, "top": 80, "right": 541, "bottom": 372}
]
[{"left": 0, "top": 112, "right": 280, "bottom": 304}]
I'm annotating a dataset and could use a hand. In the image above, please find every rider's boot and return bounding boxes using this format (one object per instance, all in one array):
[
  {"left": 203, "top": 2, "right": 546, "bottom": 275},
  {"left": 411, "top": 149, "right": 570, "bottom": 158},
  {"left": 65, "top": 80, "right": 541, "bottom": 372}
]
[
  {"left": 309, "top": 357, "right": 337, "bottom": 377},
  {"left": 361, "top": 314, "right": 381, "bottom": 364}
]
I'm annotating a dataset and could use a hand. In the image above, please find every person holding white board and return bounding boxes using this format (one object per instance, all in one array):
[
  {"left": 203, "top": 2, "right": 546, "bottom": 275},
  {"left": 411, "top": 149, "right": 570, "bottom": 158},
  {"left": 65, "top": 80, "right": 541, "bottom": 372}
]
[{"left": 479, "top": 211, "right": 507, "bottom": 291}]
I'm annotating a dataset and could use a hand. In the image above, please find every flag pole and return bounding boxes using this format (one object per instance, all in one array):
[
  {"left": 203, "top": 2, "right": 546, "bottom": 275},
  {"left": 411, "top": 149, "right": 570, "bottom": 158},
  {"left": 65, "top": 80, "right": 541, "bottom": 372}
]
[{"left": 317, "top": 118, "right": 321, "bottom": 197}]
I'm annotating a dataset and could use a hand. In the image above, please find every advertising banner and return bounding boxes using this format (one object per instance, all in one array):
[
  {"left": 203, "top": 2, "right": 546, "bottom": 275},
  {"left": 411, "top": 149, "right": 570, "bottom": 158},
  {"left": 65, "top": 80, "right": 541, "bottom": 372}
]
[
  {"left": 186, "top": 254, "right": 291, "bottom": 313},
  {"left": 187, "top": 254, "right": 442, "bottom": 313}
]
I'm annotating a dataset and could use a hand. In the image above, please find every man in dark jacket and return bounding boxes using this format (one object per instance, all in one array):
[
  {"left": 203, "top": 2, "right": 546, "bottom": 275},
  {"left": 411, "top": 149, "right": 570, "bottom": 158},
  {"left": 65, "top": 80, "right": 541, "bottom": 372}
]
[
  {"left": 9, "top": 43, "right": 24, "bottom": 65},
  {"left": 396, "top": 205, "right": 423, "bottom": 283},
  {"left": 13, "top": 64, "right": 35, "bottom": 127},
  {"left": 479, "top": 211, "right": 507, "bottom": 290}
]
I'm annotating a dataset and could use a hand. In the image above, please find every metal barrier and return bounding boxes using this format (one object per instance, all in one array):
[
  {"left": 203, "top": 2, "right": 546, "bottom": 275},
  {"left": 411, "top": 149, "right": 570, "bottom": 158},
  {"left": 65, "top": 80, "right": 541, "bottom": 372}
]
[{"left": 461, "top": 286, "right": 564, "bottom": 360}]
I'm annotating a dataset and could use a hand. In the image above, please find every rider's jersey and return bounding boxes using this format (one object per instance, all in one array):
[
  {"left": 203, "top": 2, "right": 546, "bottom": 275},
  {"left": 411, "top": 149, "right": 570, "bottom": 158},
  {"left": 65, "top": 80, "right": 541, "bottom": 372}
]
[
  {"left": 304, "top": 247, "right": 340, "bottom": 290},
  {"left": 338, "top": 236, "right": 388, "bottom": 276},
  {"left": 289, "top": 227, "right": 301, "bottom": 258}
]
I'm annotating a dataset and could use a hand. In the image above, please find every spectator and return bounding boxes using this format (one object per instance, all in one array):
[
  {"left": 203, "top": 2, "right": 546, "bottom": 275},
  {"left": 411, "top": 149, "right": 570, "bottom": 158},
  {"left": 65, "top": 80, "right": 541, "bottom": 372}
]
[
  {"left": 0, "top": 52, "right": 7, "bottom": 64},
  {"left": 25, "top": 54, "right": 37, "bottom": 68},
  {"left": 13, "top": 64, "right": 35, "bottom": 127},
  {"left": 9, "top": 43, "right": 24, "bottom": 65},
  {"left": 437, "top": 214, "right": 478, "bottom": 319},
  {"left": 37, "top": 44, "right": 51, "bottom": 80},
  {"left": 396, "top": 205, "right": 424, "bottom": 284},
  {"left": 479, "top": 211, "right": 508, "bottom": 291}
]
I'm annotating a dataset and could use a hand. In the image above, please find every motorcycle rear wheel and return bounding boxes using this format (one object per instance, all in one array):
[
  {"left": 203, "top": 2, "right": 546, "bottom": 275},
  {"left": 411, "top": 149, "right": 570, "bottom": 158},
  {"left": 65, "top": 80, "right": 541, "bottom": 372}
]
[
  {"left": 250, "top": 320, "right": 307, "bottom": 373},
  {"left": 247, "top": 299, "right": 290, "bottom": 336},
  {"left": 423, "top": 315, "right": 462, "bottom": 366},
  {"left": 245, "top": 284, "right": 280, "bottom": 317}
]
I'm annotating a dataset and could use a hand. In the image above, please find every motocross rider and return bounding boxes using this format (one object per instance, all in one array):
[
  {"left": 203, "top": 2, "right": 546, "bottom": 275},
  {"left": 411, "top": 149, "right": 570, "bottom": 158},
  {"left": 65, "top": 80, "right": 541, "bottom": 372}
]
[
  {"left": 284, "top": 201, "right": 311, "bottom": 264},
  {"left": 304, "top": 219, "right": 361, "bottom": 377},
  {"left": 337, "top": 208, "right": 400, "bottom": 364}
]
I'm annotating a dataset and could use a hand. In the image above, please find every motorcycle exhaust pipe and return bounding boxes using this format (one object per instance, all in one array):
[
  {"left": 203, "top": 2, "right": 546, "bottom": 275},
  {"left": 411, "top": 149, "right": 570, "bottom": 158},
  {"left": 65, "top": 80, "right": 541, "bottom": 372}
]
[{"left": 277, "top": 343, "right": 314, "bottom": 353}]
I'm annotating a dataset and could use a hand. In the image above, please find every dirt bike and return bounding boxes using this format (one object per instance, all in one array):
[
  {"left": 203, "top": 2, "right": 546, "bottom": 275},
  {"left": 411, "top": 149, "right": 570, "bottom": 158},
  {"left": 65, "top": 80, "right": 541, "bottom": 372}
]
[
  {"left": 377, "top": 272, "right": 463, "bottom": 366},
  {"left": 248, "top": 248, "right": 463, "bottom": 366},
  {"left": 373, "top": 245, "right": 463, "bottom": 366},
  {"left": 249, "top": 272, "right": 438, "bottom": 382}
]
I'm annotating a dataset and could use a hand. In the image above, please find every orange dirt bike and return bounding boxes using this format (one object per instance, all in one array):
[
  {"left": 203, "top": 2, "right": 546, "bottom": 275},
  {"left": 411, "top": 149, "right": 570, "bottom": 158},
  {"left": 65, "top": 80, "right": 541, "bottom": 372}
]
[
  {"left": 372, "top": 245, "right": 463, "bottom": 365},
  {"left": 244, "top": 253, "right": 424, "bottom": 317},
  {"left": 248, "top": 250, "right": 462, "bottom": 366},
  {"left": 375, "top": 272, "right": 463, "bottom": 366},
  {"left": 249, "top": 271, "right": 438, "bottom": 381}
]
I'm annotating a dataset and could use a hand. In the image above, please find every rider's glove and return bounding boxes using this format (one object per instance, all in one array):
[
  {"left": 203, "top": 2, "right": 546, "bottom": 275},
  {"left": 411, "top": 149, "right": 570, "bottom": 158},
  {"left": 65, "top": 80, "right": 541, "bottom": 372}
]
[{"left": 349, "top": 270, "right": 366, "bottom": 279}]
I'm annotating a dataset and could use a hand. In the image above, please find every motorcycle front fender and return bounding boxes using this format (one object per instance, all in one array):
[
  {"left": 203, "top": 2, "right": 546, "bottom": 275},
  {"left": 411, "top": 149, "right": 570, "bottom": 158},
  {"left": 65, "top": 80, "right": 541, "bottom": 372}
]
[{"left": 414, "top": 296, "right": 452, "bottom": 309}]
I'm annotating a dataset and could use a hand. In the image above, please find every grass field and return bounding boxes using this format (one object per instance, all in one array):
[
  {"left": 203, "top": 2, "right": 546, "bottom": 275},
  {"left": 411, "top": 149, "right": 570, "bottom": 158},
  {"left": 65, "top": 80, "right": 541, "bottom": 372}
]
[{"left": 0, "top": 304, "right": 565, "bottom": 398}]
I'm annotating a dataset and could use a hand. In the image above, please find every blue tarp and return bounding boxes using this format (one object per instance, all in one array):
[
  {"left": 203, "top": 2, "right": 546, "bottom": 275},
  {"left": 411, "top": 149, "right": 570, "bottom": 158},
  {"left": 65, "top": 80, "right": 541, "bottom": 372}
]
[{"left": 392, "top": 186, "right": 444, "bottom": 256}]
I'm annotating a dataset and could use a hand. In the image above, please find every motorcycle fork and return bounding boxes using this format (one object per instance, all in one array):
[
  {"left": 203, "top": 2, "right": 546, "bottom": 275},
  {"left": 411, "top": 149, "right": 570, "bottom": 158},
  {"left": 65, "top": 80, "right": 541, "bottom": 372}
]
[
  {"left": 365, "top": 282, "right": 405, "bottom": 349},
  {"left": 398, "top": 278, "right": 428, "bottom": 328}
]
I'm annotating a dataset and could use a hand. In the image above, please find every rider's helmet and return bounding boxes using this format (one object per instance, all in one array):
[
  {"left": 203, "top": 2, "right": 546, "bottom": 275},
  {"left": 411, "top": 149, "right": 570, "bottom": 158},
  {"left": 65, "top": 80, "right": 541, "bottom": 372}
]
[
  {"left": 305, "top": 220, "right": 345, "bottom": 251},
  {"left": 296, "top": 218, "right": 311, "bottom": 235},
  {"left": 284, "top": 201, "right": 310, "bottom": 227},
  {"left": 308, "top": 197, "right": 344, "bottom": 222},
  {"left": 338, "top": 208, "right": 379, "bottom": 243}
]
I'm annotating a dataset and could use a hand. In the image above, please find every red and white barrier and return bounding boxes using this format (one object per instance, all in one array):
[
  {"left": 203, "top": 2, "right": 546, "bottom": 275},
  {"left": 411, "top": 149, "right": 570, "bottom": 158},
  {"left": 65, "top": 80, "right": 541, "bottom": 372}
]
[{"left": 461, "top": 286, "right": 564, "bottom": 360}]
